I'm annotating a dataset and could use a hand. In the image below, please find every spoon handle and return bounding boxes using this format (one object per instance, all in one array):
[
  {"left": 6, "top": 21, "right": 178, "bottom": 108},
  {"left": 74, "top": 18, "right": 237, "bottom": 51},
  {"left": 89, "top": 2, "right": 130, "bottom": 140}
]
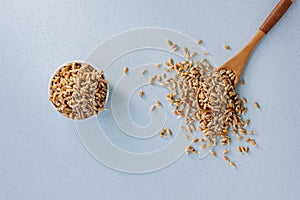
[{"left": 259, "top": 0, "right": 293, "bottom": 34}]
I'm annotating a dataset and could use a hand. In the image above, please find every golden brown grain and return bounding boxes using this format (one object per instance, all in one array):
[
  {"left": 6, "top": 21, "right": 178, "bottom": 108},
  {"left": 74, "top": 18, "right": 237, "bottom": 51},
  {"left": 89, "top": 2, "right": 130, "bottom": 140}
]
[
  {"left": 183, "top": 47, "right": 188, "bottom": 55},
  {"left": 149, "top": 78, "right": 154, "bottom": 84},
  {"left": 190, "top": 52, "right": 197, "bottom": 58},
  {"left": 238, "top": 146, "right": 243, "bottom": 153},
  {"left": 159, "top": 132, "right": 165, "bottom": 138},
  {"left": 167, "top": 39, "right": 173, "bottom": 46},
  {"left": 223, "top": 156, "right": 229, "bottom": 162},
  {"left": 156, "top": 101, "right": 162, "bottom": 107},
  {"left": 151, "top": 105, "right": 156, "bottom": 111},
  {"left": 241, "top": 146, "right": 246, "bottom": 152},
  {"left": 157, "top": 76, "right": 162, "bottom": 82},
  {"left": 193, "top": 138, "right": 199, "bottom": 143},
  {"left": 139, "top": 90, "right": 144, "bottom": 97},
  {"left": 245, "top": 146, "right": 249, "bottom": 153},
  {"left": 196, "top": 39, "right": 202, "bottom": 45},
  {"left": 240, "top": 128, "right": 246, "bottom": 135},
  {"left": 210, "top": 150, "right": 217, "bottom": 156},
  {"left": 223, "top": 149, "right": 229, "bottom": 154},
  {"left": 244, "top": 119, "right": 250, "bottom": 127},
  {"left": 200, "top": 138, "right": 206, "bottom": 143},
  {"left": 224, "top": 45, "right": 231, "bottom": 50},
  {"left": 250, "top": 139, "right": 257, "bottom": 146},
  {"left": 184, "top": 134, "right": 190, "bottom": 140},
  {"left": 229, "top": 161, "right": 236, "bottom": 168},
  {"left": 248, "top": 130, "right": 255, "bottom": 135},
  {"left": 166, "top": 129, "right": 172, "bottom": 136},
  {"left": 155, "top": 63, "right": 162, "bottom": 68},
  {"left": 254, "top": 102, "right": 260, "bottom": 109},
  {"left": 170, "top": 44, "right": 177, "bottom": 49}
]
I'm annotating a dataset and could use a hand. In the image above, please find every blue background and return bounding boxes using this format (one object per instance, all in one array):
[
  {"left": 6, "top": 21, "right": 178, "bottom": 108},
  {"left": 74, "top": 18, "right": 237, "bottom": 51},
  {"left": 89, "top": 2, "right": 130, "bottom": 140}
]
[{"left": 1, "top": 0, "right": 299, "bottom": 199}]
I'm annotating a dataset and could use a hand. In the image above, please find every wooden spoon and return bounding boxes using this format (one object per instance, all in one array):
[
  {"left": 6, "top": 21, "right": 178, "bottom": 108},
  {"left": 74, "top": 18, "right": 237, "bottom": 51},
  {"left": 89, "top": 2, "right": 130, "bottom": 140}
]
[{"left": 197, "top": 0, "right": 293, "bottom": 109}]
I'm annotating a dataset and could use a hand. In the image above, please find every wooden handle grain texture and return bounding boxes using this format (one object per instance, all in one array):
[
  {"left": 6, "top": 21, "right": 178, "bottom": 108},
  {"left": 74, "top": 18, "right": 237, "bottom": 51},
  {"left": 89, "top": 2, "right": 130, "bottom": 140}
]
[{"left": 259, "top": 0, "right": 293, "bottom": 34}]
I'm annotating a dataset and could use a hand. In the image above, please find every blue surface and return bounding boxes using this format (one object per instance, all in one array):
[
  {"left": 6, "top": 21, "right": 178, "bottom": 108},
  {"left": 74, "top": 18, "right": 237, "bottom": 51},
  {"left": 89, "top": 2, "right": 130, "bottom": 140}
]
[{"left": 1, "top": 0, "right": 300, "bottom": 199}]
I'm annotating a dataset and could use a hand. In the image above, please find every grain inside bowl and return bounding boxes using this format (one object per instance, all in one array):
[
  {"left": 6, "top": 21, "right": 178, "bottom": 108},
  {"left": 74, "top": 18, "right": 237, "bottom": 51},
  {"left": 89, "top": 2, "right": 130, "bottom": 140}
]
[{"left": 48, "top": 62, "right": 108, "bottom": 120}]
